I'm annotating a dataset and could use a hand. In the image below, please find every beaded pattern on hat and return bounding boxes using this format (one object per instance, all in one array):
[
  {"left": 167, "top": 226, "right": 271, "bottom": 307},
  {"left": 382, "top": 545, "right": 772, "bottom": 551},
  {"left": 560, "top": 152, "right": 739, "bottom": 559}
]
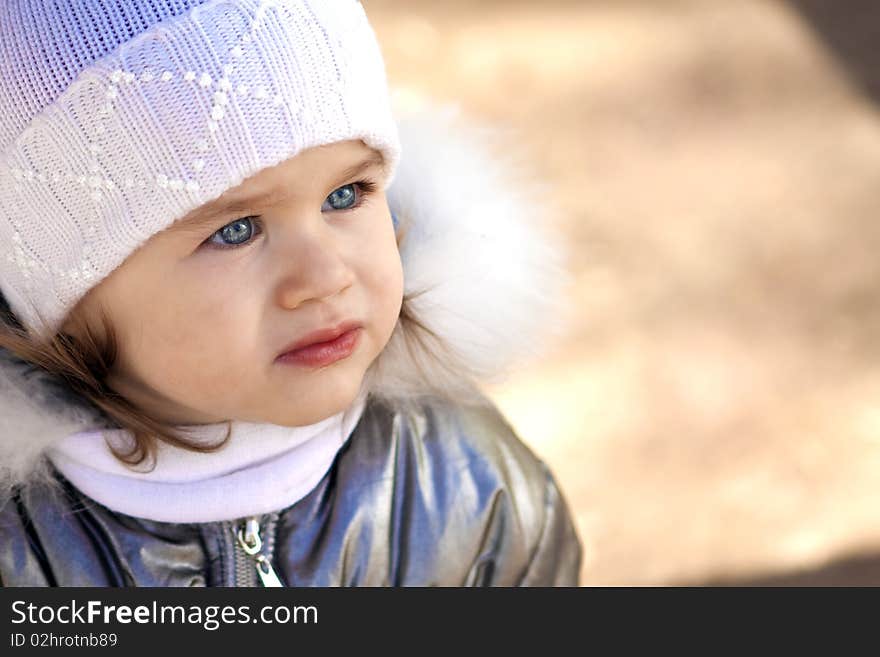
[{"left": 0, "top": 0, "right": 400, "bottom": 339}]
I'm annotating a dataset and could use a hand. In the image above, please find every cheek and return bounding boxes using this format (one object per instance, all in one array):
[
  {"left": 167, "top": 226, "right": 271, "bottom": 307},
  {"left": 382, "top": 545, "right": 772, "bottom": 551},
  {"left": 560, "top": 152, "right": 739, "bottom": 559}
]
[
  {"left": 119, "top": 276, "right": 257, "bottom": 395},
  {"left": 355, "top": 221, "right": 403, "bottom": 326}
]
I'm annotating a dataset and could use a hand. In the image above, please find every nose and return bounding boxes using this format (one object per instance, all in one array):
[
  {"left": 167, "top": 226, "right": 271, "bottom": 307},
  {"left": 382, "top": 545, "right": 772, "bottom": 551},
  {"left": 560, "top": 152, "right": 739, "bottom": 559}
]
[{"left": 273, "top": 219, "right": 355, "bottom": 310}]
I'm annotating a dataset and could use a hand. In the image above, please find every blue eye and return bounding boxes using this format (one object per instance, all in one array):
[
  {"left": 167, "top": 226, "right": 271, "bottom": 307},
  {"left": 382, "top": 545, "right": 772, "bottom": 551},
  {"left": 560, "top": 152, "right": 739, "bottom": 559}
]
[
  {"left": 323, "top": 184, "right": 359, "bottom": 211},
  {"left": 206, "top": 216, "right": 261, "bottom": 250},
  {"left": 201, "top": 180, "right": 376, "bottom": 252}
]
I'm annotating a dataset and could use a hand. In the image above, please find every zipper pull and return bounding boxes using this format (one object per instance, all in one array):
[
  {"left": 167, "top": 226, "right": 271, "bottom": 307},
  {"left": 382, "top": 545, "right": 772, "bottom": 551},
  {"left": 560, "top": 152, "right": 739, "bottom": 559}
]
[{"left": 235, "top": 517, "right": 284, "bottom": 587}]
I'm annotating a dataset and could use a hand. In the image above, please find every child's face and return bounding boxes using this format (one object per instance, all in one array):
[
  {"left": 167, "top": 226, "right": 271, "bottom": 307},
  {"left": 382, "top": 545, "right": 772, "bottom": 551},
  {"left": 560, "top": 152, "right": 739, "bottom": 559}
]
[{"left": 63, "top": 140, "right": 403, "bottom": 426}]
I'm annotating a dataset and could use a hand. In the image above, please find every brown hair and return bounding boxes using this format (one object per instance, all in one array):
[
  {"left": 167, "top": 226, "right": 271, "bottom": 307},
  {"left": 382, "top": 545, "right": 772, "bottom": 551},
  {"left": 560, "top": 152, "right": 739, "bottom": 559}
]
[
  {"left": 0, "top": 297, "right": 230, "bottom": 469},
  {"left": 0, "top": 220, "right": 451, "bottom": 469}
]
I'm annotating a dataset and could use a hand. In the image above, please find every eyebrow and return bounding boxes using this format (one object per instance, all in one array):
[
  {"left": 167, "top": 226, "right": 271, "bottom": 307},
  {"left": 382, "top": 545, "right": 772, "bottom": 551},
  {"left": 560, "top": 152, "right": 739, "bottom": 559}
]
[{"left": 171, "top": 152, "right": 386, "bottom": 233}]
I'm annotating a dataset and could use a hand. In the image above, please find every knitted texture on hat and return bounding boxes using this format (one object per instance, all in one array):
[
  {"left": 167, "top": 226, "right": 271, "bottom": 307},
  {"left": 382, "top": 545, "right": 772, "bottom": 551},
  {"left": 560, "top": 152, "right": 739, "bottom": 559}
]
[{"left": 0, "top": 0, "right": 400, "bottom": 339}]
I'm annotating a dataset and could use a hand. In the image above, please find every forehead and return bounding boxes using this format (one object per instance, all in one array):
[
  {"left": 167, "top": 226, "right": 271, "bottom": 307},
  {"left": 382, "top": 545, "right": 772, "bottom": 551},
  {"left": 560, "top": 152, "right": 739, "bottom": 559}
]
[
  {"left": 172, "top": 140, "right": 384, "bottom": 231},
  {"left": 234, "top": 139, "right": 382, "bottom": 195}
]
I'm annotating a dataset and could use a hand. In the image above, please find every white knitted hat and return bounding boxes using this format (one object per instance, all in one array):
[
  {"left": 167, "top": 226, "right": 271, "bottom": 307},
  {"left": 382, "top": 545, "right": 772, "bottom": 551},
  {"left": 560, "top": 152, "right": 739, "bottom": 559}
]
[{"left": 0, "top": 0, "right": 400, "bottom": 340}]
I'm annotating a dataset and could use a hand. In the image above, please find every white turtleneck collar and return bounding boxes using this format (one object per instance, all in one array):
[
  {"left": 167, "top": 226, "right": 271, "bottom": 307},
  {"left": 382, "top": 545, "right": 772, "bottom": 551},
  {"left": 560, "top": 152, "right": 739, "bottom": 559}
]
[{"left": 46, "top": 392, "right": 367, "bottom": 523}]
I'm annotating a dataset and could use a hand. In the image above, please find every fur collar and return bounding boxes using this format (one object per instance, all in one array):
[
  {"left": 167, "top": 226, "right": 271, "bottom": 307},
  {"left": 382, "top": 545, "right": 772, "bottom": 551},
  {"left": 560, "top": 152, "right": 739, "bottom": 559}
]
[{"left": 0, "top": 108, "right": 567, "bottom": 494}]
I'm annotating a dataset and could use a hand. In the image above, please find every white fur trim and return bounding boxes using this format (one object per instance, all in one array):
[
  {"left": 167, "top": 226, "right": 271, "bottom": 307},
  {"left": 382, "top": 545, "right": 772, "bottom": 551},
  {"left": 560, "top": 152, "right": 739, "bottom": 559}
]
[{"left": 0, "top": 109, "right": 569, "bottom": 492}]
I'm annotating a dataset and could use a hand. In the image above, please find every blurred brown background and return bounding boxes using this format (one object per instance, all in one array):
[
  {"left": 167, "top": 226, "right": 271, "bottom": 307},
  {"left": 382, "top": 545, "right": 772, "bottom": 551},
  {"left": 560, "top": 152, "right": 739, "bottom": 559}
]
[{"left": 366, "top": 0, "right": 880, "bottom": 585}]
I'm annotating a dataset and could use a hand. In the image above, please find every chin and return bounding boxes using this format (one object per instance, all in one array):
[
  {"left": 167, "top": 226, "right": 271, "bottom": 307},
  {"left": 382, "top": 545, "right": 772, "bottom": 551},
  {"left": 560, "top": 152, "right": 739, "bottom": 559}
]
[{"left": 273, "top": 378, "right": 364, "bottom": 427}]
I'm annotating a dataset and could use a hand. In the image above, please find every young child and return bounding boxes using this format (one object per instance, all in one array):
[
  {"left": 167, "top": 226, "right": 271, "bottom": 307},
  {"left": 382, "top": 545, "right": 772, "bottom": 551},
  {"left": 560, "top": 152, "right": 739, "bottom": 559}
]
[{"left": 0, "top": 0, "right": 581, "bottom": 586}]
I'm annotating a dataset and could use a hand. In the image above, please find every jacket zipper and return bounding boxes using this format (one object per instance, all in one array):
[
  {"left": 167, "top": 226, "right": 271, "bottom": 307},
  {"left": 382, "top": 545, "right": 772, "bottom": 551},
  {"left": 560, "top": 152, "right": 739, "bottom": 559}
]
[{"left": 232, "top": 515, "right": 284, "bottom": 587}]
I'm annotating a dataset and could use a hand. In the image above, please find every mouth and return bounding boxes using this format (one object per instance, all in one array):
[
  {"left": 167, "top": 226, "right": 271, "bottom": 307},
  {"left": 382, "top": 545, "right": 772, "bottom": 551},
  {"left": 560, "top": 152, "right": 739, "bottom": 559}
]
[{"left": 275, "top": 320, "right": 363, "bottom": 368}]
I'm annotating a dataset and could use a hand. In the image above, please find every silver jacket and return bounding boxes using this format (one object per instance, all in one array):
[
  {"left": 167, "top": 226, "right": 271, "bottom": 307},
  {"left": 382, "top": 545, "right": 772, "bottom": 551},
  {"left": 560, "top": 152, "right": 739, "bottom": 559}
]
[
  {"left": 1, "top": 395, "right": 581, "bottom": 586},
  {"left": 0, "top": 111, "right": 581, "bottom": 586}
]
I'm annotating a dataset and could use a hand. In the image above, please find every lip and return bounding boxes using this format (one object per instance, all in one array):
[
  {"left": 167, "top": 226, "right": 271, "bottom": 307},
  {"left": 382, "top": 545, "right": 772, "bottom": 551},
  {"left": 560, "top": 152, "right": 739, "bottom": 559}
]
[{"left": 275, "top": 320, "right": 363, "bottom": 368}]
